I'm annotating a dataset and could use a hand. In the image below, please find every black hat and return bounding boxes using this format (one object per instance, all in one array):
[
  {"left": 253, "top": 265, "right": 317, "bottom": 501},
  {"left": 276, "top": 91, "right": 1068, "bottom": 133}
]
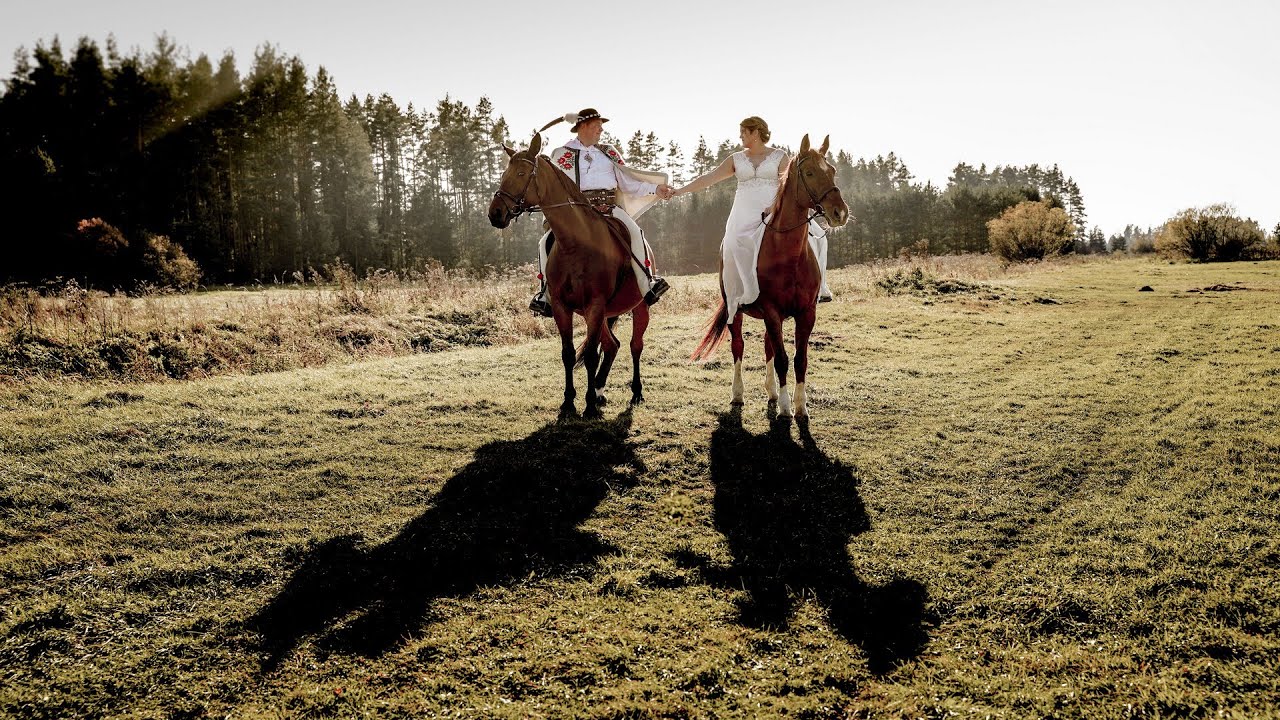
[{"left": 570, "top": 108, "right": 608, "bottom": 132}]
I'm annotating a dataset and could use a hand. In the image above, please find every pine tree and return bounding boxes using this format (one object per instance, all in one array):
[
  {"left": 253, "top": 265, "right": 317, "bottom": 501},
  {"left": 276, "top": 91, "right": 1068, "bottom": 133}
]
[
  {"left": 627, "top": 131, "right": 645, "bottom": 164},
  {"left": 691, "top": 136, "right": 715, "bottom": 176},
  {"left": 1087, "top": 226, "right": 1107, "bottom": 254},
  {"left": 666, "top": 141, "right": 686, "bottom": 186},
  {"left": 643, "top": 132, "right": 661, "bottom": 169}
]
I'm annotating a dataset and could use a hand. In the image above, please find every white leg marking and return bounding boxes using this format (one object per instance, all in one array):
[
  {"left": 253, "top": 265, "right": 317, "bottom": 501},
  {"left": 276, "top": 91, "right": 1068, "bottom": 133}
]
[
  {"left": 731, "top": 360, "right": 745, "bottom": 405},
  {"left": 778, "top": 385, "right": 793, "bottom": 417},
  {"left": 794, "top": 382, "right": 808, "bottom": 418}
]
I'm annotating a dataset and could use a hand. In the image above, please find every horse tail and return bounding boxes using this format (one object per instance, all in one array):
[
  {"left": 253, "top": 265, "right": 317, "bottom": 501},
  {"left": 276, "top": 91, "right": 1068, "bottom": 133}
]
[
  {"left": 574, "top": 338, "right": 587, "bottom": 369},
  {"left": 691, "top": 298, "right": 729, "bottom": 362}
]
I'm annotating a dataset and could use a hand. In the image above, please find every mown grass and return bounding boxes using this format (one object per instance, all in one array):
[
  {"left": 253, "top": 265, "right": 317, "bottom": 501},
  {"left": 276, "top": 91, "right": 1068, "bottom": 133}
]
[{"left": 1, "top": 256, "right": 1277, "bottom": 719}]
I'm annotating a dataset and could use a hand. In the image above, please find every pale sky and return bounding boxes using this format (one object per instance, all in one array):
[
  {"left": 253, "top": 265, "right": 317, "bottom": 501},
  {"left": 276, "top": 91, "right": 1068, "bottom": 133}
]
[{"left": 4, "top": 0, "right": 1277, "bottom": 236}]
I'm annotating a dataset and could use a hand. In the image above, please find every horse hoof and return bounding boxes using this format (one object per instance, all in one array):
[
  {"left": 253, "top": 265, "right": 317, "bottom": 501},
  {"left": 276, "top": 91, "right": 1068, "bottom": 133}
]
[
  {"left": 558, "top": 404, "right": 578, "bottom": 420},
  {"left": 629, "top": 395, "right": 644, "bottom": 406},
  {"left": 730, "top": 398, "right": 744, "bottom": 406},
  {"left": 594, "top": 393, "right": 608, "bottom": 406},
  {"left": 584, "top": 405, "right": 603, "bottom": 419}
]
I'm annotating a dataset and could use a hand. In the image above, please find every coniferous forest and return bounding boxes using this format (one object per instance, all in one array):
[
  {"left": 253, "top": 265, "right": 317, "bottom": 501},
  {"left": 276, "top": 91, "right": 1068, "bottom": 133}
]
[{"left": 1, "top": 36, "right": 1095, "bottom": 288}]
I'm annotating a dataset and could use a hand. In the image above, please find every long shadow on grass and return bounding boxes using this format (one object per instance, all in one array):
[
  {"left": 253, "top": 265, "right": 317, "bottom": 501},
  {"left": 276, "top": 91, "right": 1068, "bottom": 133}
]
[
  {"left": 679, "top": 408, "right": 931, "bottom": 674},
  {"left": 250, "top": 410, "right": 639, "bottom": 670}
]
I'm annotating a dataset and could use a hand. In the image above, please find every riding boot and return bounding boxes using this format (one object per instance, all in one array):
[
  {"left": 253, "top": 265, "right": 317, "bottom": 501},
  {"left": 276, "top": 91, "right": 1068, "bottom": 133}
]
[
  {"left": 644, "top": 276, "right": 670, "bottom": 306},
  {"left": 530, "top": 229, "right": 555, "bottom": 317},
  {"left": 529, "top": 285, "right": 553, "bottom": 317}
]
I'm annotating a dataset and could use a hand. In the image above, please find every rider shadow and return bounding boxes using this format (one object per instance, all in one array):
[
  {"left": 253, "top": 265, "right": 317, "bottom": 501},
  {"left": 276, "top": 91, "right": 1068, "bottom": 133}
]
[
  {"left": 678, "top": 407, "right": 932, "bottom": 674},
  {"left": 249, "top": 409, "right": 640, "bottom": 670}
]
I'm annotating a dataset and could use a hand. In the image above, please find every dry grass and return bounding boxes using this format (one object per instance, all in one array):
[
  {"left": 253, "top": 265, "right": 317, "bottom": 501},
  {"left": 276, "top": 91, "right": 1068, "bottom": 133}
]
[
  {"left": 1, "top": 256, "right": 1278, "bottom": 718},
  {"left": 1, "top": 254, "right": 1047, "bottom": 384},
  {"left": 0, "top": 263, "right": 557, "bottom": 382}
]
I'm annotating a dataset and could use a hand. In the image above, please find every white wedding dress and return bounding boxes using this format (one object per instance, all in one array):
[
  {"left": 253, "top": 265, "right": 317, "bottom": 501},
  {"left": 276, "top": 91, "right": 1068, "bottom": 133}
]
[{"left": 721, "top": 148, "right": 830, "bottom": 318}]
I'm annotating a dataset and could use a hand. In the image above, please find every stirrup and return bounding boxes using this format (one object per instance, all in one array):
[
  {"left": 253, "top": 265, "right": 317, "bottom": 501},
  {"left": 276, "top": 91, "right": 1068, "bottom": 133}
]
[
  {"left": 529, "top": 294, "right": 553, "bottom": 318},
  {"left": 644, "top": 276, "right": 671, "bottom": 306}
]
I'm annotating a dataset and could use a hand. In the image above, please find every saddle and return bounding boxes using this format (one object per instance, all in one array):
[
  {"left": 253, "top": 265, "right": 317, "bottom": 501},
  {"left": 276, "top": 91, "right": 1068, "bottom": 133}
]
[{"left": 544, "top": 215, "right": 630, "bottom": 255}]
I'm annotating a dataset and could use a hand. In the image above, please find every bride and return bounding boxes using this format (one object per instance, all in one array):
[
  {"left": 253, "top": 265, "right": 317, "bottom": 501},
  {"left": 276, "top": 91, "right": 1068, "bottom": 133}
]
[{"left": 672, "top": 116, "right": 832, "bottom": 319}]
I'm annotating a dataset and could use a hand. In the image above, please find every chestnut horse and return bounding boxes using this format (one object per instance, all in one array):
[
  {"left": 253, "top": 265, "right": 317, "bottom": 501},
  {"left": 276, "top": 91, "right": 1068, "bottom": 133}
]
[
  {"left": 488, "top": 131, "right": 650, "bottom": 419},
  {"left": 692, "top": 134, "right": 849, "bottom": 418}
]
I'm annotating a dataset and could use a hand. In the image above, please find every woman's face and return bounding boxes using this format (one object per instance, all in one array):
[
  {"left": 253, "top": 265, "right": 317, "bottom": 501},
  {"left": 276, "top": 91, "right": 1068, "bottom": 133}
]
[{"left": 740, "top": 126, "right": 759, "bottom": 146}]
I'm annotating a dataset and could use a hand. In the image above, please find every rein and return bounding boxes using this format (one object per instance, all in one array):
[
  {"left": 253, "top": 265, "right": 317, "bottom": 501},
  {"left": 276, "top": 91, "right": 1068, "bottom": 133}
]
[
  {"left": 495, "top": 153, "right": 652, "bottom": 280},
  {"left": 493, "top": 155, "right": 594, "bottom": 220},
  {"left": 762, "top": 154, "right": 839, "bottom": 234}
]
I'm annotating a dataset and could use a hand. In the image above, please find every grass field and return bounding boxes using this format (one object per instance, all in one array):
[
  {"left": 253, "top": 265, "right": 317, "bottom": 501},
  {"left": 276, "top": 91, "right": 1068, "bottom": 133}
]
[{"left": 2, "top": 257, "right": 1278, "bottom": 719}]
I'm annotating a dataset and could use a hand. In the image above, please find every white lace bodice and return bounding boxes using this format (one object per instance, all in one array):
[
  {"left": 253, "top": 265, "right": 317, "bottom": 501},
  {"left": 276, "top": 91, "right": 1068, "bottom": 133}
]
[{"left": 733, "top": 148, "right": 785, "bottom": 192}]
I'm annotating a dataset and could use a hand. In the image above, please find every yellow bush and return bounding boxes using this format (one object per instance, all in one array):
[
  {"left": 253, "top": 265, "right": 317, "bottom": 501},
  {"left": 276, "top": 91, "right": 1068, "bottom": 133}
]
[
  {"left": 1155, "top": 204, "right": 1266, "bottom": 262},
  {"left": 986, "top": 201, "right": 1077, "bottom": 262}
]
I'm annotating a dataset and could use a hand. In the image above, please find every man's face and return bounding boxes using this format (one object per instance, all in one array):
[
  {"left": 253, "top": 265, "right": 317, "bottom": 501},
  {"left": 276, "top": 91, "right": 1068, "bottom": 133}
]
[{"left": 577, "top": 118, "right": 604, "bottom": 147}]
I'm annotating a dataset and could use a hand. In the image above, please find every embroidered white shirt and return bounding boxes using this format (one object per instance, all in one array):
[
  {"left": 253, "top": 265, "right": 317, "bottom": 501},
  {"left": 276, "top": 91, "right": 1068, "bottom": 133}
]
[{"left": 564, "top": 138, "right": 657, "bottom": 196}]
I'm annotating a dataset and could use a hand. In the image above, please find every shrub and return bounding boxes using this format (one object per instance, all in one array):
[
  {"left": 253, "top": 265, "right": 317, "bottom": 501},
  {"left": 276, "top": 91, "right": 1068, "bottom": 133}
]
[
  {"left": 72, "top": 219, "right": 202, "bottom": 291},
  {"left": 1155, "top": 204, "right": 1266, "bottom": 262},
  {"left": 76, "top": 218, "right": 129, "bottom": 258},
  {"left": 986, "top": 201, "right": 1077, "bottom": 262},
  {"left": 139, "top": 233, "right": 202, "bottom": 291}
]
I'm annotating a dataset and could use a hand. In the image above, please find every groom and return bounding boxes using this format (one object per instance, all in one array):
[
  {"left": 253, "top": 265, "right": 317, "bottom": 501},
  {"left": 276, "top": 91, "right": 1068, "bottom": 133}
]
[{"left": 529, "top": 107, "right": 673, "bottom": 317}]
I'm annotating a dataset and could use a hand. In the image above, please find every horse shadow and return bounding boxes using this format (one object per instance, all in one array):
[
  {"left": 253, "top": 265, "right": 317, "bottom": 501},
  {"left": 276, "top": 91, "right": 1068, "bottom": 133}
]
[
  {"left": 677, "top": 408, "right": 932, "bottom": 674},
  {"left": 249, "top": 410, "right": 640, "bottom": 670}
]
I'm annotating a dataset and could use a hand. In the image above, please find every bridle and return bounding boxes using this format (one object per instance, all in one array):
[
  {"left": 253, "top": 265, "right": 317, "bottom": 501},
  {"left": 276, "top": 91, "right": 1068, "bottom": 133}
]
[
  {"left": 763, "top": 153, "right": 841, "bottom": 234},
  {"left": 492, "top": 155, "right": 540, "bottom": 220},
  {"left": 493, "top": 154, "right": 593, "bottom": 222}
]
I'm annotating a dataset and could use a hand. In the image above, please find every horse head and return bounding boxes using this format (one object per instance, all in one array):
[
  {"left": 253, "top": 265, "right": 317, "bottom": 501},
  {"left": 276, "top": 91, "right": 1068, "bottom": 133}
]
[
  {"left": 488, "top": 131, "right": 547, "bottom": 229},
  {"left": 793, "top": 134, "right": 849, "bottom": 228}
]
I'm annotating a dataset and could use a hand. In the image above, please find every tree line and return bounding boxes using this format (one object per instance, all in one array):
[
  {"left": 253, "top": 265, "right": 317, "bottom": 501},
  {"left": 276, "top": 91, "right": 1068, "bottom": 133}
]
[{"left": 2, "top": 36, "right": 1107, "bottom": 288}]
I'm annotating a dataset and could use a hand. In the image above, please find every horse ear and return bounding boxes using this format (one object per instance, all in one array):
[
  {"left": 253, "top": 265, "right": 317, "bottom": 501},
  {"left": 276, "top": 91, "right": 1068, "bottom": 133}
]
[
  {"left": 503, "top": 144, "right": 517, "bottom": 158},
  {"left": 799, "top": 134, "right": 811, "bottom": 155},
  {"left": 819, "top": 135, "right": 829, "bottom": 156},
  {"left": 529, "top": 131, "right": 543, "bottom": 156}
]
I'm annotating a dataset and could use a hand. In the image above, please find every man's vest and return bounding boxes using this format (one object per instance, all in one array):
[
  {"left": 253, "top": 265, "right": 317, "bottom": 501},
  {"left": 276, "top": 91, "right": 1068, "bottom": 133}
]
[
  {"left": 551, "top": 144, "right": 626, "bottom": 187},
  {"left": 549, "top": 143, "right": 665, "bottom": 220}
]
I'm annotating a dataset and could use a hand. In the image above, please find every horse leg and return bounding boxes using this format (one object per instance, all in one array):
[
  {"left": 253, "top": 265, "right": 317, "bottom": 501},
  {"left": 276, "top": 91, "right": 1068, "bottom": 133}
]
[
  {"left": 730, "top": 313, "right": 746, "bottom": 405},
  {"left": 793, "top": 307, "right": 816, "bottom": 418},
  {"left": 763, "top": 310, "right": 792, "bottom": 417},
  {"left": 763, "top": 331, "right": 779, "bottom": 402},
  {"left": 629, "top": 303, "right": 650, "bottom": 405},
  {"left": 592, "top": 317, "right": 621, "bottom": 406},
  {"left": 553, "top": 307, "right": 577, "bottom": 418},
  {"left": 581, "top": 304, "right": 606, "bottom": 419}
]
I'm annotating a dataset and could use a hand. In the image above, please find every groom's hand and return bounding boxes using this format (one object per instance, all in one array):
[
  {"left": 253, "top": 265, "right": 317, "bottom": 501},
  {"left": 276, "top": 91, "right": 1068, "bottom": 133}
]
[{"left": 657, "top": 184, "right": 674, "bottom": 199}]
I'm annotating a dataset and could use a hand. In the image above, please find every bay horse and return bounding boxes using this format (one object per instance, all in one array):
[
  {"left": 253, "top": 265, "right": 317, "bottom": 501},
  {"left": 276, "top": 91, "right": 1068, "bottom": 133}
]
[
  {"left": 488, "top": 131, "right": 650, "bottom": 419},
  {"left": 692, "top": 134, "right": 849, "bottom": 418}
]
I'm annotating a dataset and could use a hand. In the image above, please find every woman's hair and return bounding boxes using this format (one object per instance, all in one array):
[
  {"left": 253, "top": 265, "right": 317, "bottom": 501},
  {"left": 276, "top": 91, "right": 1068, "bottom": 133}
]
[{"left": 740, "top": 116, "right": 770, "bottom": 144}]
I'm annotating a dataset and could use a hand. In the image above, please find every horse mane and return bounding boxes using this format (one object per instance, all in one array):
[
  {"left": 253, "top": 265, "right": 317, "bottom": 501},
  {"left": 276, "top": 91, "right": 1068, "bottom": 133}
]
[
  {"left": 526, "top": 152, "right": 628, "bottom": 243},
  {"left": 530, "top": 152, "right": 590, "bottom": 205},
  {"left": 769, "top": 152, "right": 800, "bottom": 220}
]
